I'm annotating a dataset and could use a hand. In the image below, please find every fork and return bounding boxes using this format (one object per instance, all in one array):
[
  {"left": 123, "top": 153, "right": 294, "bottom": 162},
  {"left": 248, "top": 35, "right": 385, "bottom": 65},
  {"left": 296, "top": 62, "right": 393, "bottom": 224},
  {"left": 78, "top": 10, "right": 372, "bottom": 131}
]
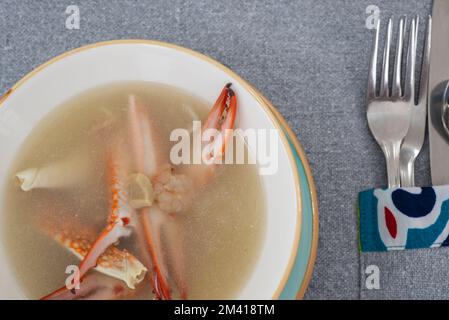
[
  {"left": 367, "top": 16, "right": 418, "bottom": 188},
  {"left": 399, "top": 16, "right": 431, "bottom": 187}
]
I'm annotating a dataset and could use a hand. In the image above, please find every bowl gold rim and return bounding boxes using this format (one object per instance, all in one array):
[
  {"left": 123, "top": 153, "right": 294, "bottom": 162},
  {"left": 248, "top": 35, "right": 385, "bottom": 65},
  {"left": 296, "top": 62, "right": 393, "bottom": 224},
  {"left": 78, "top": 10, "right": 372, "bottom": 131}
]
[{"left": 0, "top": 39, "right": 315, "bottom": 299}]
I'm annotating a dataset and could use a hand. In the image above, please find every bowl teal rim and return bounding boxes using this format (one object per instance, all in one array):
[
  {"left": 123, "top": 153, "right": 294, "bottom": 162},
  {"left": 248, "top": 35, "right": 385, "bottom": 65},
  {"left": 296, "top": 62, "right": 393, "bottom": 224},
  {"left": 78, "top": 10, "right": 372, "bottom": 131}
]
[
  {"left": 257, "top": 94, "right": 318, "bottom": 300},
  {"left": 279, "top": 134, "right": 316, "bottom": 299}
]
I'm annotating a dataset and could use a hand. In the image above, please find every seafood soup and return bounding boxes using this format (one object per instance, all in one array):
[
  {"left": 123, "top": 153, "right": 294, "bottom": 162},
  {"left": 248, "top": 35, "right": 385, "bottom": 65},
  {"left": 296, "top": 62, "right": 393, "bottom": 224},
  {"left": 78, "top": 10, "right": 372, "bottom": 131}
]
[{"left": 2, "top": 82, "right": 266, "bottom": 300}]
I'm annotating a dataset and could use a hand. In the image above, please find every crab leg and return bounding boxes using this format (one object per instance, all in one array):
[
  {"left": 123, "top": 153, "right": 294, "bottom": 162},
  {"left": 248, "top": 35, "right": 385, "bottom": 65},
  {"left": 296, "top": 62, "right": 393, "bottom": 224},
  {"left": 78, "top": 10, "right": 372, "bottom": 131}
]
[
  {"left": 42, "top": 273, "right": 133, "bottom": 300},
  {"left": 167, "top": 84, "right": 237, "bottom": 296},
  {"left": 128, "top": 95, "right": 172, "bottom": 299},
  {"left": 140, "top": 207, "right": 171, "bottom": 299},
  {"left": 58, "top": 239, "right": 145, "bottom": 289},
  {"left": 163, "top": 214, "right": 187, "bottom": 299},
  {"left": 127, "top": 85, "right": 237, "bottom": 299},
  {"left": 128, "top": 95, "right": 160, "bottom": 176},
  {"left": 40, "top": 219, "right": 147, "bottom": 300},
  {"left": 75, "top": 152, "right": 134, "bottom": 281}
]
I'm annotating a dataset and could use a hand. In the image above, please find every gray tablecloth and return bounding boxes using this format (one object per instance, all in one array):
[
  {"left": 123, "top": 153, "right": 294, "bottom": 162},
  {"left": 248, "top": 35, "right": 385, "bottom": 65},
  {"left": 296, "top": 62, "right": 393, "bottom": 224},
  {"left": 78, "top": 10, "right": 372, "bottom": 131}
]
[{"left": 0, "top": 0, "right": 442, "bottom": 299}]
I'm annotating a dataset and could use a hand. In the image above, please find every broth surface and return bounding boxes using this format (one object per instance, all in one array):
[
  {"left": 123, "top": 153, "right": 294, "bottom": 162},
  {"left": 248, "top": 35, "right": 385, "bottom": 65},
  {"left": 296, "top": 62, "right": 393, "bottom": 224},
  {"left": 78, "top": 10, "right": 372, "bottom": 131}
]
[{"left": 2, "top": 82, "right": 266, "bottom": 299}]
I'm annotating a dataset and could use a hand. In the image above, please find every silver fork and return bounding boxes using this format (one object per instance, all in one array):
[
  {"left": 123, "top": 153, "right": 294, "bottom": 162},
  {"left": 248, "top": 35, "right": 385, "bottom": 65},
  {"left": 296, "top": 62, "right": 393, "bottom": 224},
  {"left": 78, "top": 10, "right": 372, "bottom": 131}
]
[
  {"left": 399, "top": 16, "right": 431, "bottom": 187},
  {"left": 367, "top": 16, "right": 417, "bottom": 188}
]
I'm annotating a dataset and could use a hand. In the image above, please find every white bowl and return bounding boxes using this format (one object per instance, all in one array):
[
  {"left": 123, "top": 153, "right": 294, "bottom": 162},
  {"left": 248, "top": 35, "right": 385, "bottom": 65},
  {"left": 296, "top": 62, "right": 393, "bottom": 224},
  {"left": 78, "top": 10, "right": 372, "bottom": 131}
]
[{"left": 0, "top": 40, "right": 302, "bottom": 299}]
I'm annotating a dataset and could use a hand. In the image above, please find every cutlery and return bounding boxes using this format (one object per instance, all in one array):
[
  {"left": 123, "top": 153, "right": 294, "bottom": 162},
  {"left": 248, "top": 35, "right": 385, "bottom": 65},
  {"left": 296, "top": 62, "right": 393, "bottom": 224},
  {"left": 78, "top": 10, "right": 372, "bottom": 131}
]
[
  {"left": 442, "top": 83, "right": 449, "bottom": 137},
  {"left": 367, "top": 17, "right": 417, "bottom": 188},
  {"left": 429, "top": 0, "right": 449, "bottom": 185},
  {"left": 399, "top": 16, "right": 431, "bottom": 187}
]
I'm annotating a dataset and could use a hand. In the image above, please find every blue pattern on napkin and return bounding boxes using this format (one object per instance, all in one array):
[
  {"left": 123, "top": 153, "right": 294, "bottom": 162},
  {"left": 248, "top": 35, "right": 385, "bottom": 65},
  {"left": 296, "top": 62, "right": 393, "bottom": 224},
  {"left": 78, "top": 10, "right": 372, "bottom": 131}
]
[{"left": 359, "top": 186, "right": 449, "bottom": 252}]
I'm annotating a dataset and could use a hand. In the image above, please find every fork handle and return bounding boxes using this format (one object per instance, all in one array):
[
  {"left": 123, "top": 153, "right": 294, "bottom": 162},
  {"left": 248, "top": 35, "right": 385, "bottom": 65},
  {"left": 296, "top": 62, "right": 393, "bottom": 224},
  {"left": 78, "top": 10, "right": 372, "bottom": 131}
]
[
  {"left": 381, "top": 141, "right": 401, "bottom": 188},
  {"left": 399, "top": 155, "right": 415, "bottom": 188},
  {"left": 400, "top": 161, "right": 414, "bottom": 188}
]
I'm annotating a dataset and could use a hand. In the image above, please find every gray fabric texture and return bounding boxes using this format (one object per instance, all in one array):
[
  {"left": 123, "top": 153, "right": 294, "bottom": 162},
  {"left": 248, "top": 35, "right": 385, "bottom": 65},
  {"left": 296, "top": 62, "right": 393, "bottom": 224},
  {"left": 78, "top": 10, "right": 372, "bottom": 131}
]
[{"left": 0, "top": 0, "right": 443, "bottom": 299}]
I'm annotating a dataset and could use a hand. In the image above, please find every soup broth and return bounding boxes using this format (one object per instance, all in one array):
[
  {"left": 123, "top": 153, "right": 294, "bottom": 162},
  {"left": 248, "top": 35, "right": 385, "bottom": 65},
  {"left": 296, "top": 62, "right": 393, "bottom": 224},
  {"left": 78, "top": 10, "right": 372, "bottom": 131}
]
[{"left": 2, "top": 82, "right": 266, "bottom": 299}]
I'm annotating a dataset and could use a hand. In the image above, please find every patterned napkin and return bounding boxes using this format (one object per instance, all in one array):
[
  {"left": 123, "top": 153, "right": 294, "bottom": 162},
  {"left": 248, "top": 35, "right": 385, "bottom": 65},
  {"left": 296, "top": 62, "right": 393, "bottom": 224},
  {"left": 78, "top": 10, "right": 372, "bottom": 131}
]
[
  {"left": 358, "top": 185, "right": 449, "bottom": 299},
  {"left": 359, "top": 185, "right": 449, "bottom": 251}
]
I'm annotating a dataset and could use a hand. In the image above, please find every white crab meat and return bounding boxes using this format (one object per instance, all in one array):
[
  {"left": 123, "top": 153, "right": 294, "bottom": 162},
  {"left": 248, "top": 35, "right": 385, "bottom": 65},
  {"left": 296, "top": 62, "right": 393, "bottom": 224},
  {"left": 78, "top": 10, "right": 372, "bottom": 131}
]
[{"left": 53, "top": 230, "right": 147, "bottom": 289}]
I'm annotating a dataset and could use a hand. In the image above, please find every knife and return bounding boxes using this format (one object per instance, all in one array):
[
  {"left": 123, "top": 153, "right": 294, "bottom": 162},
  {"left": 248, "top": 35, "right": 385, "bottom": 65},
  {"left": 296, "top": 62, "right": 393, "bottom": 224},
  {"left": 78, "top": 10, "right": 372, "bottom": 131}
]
[{"left": 429, "top": 0, "right": 449, "bottom": 185}]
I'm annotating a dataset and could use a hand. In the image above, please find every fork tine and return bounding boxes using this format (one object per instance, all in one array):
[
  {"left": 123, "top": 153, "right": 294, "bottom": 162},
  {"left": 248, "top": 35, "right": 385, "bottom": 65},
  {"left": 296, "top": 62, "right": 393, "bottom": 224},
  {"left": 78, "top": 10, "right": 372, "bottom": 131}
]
[
  {"left": 392, "top": 17, "right": 406, "bottom": 97},
  {"left": 380, "top": 18, "right": 393, "bottom": 97},
  {"left": 417, "top": 15, "right": 431, "bottom": 105},
  {"left": 367, "top": 18, "right": 380, "bottom": 99},
  {"left": 404, "top": 17, "right": 417, "bottom": 102}
]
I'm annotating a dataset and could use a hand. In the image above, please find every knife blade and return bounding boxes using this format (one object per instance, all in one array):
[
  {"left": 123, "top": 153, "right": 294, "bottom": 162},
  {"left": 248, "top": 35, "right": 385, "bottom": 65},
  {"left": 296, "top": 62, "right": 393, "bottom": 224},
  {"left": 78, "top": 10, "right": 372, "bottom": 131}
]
[{"left": 429, "top": 0, "right": 449, "bottom": 185}]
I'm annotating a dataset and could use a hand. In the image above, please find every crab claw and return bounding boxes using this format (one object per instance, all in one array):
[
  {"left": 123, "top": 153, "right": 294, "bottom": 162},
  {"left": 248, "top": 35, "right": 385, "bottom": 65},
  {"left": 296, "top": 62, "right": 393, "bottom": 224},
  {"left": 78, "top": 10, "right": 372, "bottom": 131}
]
[
  {"left": 202, "top": 83, "right": 237, "bottom": 163},
  {"left": 186, "top": 84, "right": 238, "bottom": 187},
  {"left": 76, "top": 152, "right": 134, "bottom": 281}
]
